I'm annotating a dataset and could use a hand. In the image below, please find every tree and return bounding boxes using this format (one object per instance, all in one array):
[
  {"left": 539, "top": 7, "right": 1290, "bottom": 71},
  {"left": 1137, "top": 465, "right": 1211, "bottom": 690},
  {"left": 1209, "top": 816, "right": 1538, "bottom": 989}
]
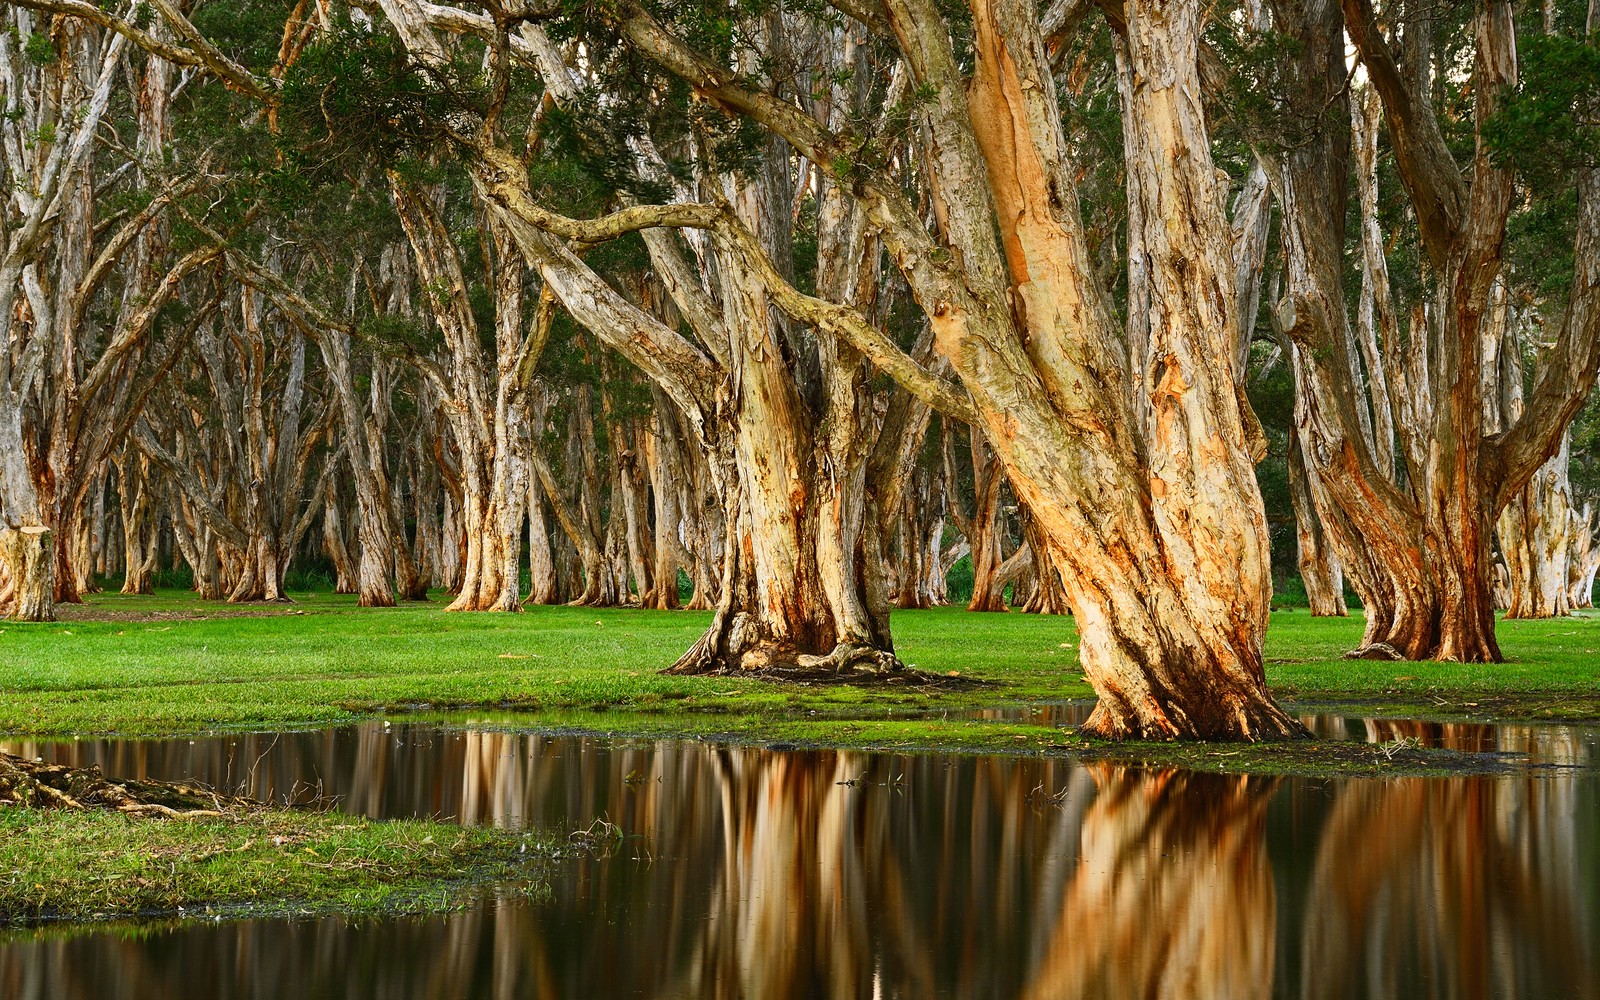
[{"left": 1261, "top": 0, "right": 1600, "bottom": 660}]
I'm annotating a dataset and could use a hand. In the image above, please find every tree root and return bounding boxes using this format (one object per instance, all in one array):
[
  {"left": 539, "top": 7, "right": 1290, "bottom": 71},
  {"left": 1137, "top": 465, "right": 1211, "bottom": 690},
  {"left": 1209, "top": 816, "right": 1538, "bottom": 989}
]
[
  {"left": 0, "top": 752, "right": 260, "bottom": 818},
  {"left": 795, "top": 642, "right": 904, "bottom": 674},
  {"left": 668, "top": 627, "right": 980, "bottom": 688},
  {"left": 1344, "top": 642, "right": 1406, "bottom": 661}
]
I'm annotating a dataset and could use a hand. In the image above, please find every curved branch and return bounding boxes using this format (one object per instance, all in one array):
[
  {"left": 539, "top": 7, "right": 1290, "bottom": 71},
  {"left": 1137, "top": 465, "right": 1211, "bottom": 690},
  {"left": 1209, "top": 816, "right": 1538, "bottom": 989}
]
[
  {"left": 1340, "top": 0, "right": 1465, "bottom": 267},
  {"left": 11, "top": 0, "right": 276, "bottom": 102},
  {"left": 132, "top": 423, "right": 251, "bottom": 551},
  {"left": 1484, "top": 169, "right": 1600, "bottom": 513},
  {"left": 718, "top": 216, "right": 979, "bottom": 425}
]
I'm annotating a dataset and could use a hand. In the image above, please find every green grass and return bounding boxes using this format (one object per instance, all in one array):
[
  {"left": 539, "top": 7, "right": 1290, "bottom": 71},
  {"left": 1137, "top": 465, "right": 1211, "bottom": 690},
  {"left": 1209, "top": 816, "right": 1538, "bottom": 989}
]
[
  {"left": 0, "top": 804, "right": 556, "bottom": 927},
  {"left": 3, "top": 590, "right": 1598, "bottom": 743}
]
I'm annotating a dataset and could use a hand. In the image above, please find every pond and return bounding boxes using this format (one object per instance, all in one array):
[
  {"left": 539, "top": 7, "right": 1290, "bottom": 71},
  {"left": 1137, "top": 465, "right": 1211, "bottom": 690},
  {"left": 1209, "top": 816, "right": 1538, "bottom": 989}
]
[{"left": 1, "top": 717, "right": 1596, "bottom": 999}]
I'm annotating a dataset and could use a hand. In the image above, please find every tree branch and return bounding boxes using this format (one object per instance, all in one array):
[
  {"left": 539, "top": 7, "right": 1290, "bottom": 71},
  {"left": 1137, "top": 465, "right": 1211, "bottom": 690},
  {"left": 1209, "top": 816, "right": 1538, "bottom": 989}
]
[
  {"left": 11, "top": 0, "right": 276, "bottom": 102},
  {"left": 1340, "top": 0, "right": 1465, "bottom": 267},
  {"left": 1484, "top": 169, "right": 1600, "bottom": 513}
]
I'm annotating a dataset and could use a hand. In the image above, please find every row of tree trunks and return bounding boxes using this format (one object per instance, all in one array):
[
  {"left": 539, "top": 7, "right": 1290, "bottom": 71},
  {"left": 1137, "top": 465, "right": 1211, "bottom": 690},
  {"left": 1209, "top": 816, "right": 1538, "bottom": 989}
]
[{"left": 366, "top": 0, "right": 1315, "bottom": 733}]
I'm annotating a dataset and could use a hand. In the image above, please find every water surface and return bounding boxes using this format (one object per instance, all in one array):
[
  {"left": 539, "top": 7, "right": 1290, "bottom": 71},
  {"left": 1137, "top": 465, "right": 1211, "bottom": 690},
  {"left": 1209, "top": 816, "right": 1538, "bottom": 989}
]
[{"left": 1, "top": 721, "right": 1596, "bottom": 999}]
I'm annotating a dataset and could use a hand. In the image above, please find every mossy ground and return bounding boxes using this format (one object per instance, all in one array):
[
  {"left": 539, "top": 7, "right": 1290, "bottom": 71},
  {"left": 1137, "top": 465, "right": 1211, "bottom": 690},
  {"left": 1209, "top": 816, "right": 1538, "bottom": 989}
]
[
  {"left": 4, "top": 590, "right": 1598, "bottom": 777},
  {"left": 0, "top": 804, "right": 558, "bottom": 929}
]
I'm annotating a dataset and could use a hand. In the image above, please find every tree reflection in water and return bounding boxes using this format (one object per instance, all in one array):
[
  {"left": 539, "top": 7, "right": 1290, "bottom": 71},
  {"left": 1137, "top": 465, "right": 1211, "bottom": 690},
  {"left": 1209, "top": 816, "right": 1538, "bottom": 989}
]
[{"left": 0, "top": 725, "right": 1595, "bottom": 999}]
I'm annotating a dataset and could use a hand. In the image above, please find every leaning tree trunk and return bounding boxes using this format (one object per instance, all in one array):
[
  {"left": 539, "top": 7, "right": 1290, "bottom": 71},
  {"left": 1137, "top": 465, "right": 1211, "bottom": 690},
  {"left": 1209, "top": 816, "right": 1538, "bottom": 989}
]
[{"left": 945, "top": 0, "right": 1302, "bottom": 737}]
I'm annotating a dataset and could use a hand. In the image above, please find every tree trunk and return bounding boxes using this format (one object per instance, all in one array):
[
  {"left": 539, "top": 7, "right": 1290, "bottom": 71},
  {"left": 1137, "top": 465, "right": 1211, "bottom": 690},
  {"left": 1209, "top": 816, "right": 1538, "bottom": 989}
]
[
  {"left": 946, "top": 0, "right": 1299, "bottom": 737},
  {"left": 1267, "top": 0, "right": 1523, "bottom": 663},
  {"left": 115, "top": 447, "right": 160, "bottom": 595},
  {"left": 1288, "top": 434, "right": 1347, "bottom": 616},
  {"left": 669, "top": 156, "right": 896, "bottom": 674},
  {"left": 323, "top": 479, "right": 360, "bottom": 595},
  {"left": 1018, "top": 509, "right": 1071, "bottom": 615},
  {"left": 0, "top": 526, "right": 54, "bottom": 622},
  {"left": 962, "top": 430, "right": 1010, "bottom": 613},
  {"left": 1569, "top": 504, "right": 1598, "bottom": 609},
  {"left": 1499, "top": 443, "right": 1573, "bottom": 618},
  {"left": 526, "top": 474, "right": 561, "bottom": 604},
  {"left": 316, "top": 333, "right": 396, "bottom": 608}
]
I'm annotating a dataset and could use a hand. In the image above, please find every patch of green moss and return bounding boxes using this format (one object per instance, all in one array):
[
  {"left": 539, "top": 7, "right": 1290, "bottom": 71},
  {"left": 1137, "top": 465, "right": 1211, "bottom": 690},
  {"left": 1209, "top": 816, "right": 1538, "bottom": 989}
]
[{"left": 0, "top": 805, "right": 558, "bottom": 928}]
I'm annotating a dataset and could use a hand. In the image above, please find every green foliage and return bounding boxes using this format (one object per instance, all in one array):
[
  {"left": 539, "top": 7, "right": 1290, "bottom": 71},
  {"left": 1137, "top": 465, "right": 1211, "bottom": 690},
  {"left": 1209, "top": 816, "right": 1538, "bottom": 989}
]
[
  {"left": 1205, "top": 19, "right": 1309, "bottom": 155},
  {"left": 1485, "top": 33, "right": 1600, "bottom": 191},
  {"left": 274, "top": 17, "right": 474, "bottom": 181},
  {"left": 22, "top": 30, "right": 56, "bottom": 64},
  {"left": 359, "top": 312, "right": 442, "bottom": 359},
  {"left": 1505, "top": 185, "right": 1578, "bottom": 298},
  {"left": 188, "top": 0, "right": 292, "bottom": 70}
]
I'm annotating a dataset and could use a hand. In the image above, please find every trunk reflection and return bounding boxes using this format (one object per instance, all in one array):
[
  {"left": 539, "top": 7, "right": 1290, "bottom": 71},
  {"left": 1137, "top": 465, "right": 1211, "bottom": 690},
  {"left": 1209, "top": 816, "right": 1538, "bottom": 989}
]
[{"left": 0, "top": 724, "right": 1594, "bottom": 999}]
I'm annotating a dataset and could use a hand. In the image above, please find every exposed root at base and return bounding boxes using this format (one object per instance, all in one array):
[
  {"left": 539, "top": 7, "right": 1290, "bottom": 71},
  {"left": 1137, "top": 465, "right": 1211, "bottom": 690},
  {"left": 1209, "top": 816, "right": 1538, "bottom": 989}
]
[
  {"left": 1344, "top": 643, "right": 1406, "bottom": 661},
  {"left": 0, "top": 753, "right": 262, "bottom": 818},
  {"left": 752, "top": 666, "right": 984, "bottom": 688},
  {"left": 666, "top": 626, "right": 980, "bottom": 687}
]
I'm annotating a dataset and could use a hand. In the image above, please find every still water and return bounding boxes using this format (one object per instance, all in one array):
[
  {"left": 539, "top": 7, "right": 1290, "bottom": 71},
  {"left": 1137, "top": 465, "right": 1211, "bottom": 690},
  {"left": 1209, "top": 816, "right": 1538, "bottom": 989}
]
[{"left": 0, "top": 719, "right": 1596, "bottom": 1000}]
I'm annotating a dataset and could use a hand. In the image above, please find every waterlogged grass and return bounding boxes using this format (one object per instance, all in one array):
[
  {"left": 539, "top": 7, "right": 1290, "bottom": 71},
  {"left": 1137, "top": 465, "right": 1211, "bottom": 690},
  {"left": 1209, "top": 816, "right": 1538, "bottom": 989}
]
[
  {"left": 1, "top": 590, "right": 1598, "bottom": 740},
  {"left": 0, "top": 805, "right": 556, "bottom": 927}
]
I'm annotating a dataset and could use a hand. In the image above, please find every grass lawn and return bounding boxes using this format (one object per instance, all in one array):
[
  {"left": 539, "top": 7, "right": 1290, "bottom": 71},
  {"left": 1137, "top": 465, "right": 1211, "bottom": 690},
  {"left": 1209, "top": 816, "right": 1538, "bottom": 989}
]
[{"left": 2, "top": 590, "right": 1597, "bottom": 742}]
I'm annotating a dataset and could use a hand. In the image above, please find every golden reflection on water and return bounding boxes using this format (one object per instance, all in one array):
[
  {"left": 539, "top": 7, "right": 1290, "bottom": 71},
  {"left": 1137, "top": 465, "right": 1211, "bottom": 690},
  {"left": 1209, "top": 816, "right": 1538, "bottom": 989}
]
[{"left": 0, "top": 725, "right": 1595, "bottom": 1000}]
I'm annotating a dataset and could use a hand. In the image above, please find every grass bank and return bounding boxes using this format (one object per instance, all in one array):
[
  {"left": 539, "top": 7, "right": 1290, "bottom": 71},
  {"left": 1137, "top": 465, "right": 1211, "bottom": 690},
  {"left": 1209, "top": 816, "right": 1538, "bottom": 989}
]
[
  {"left": 0, "top": 804, "right": 556, "bottom": 928},
  {"left": 1, "top": 591, "right": 1597, "bottom": 776}
]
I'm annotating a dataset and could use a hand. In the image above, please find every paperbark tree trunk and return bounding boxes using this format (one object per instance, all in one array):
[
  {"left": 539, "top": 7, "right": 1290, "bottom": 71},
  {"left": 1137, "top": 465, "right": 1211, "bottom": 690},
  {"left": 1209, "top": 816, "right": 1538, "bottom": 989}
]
[
  {"left": 1569, "top": 504, "right": 1599, "bottom": 609},
  {"left": 458, "top": 20, "right": 903, "bottom": 672},
  {"left": 957, "top": 0, "right": 1294, "bottom": 736},
  {"left": 1498, "top": 442, "right": 1573, "bottom": 618},
  {"left": 960, "top": 431, "right": 1011, "bottom": 613},
  {"left": 323, "top": 480, "right": 361, "bottom": 595},
  {"left": 114, "top": 446, "right": 159, "bottom": 595},
  {"left": 317, "top": 333, "right": 396, "bottom": 608},
  {"left": 0, "top": 525, "right": 54, "bottom": 622},
  {"left": 1288, "top": 434, "right": 1347, "bottom": 616},
  {"left": 669, "top": 167, "right": 896, "bottom": 674},
  {"left": 1264, "top": 0, "right": 1569, "bottom": 661},
  {"left": 1018, "top": 508, "right": 1071, "bottom": 615}
]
